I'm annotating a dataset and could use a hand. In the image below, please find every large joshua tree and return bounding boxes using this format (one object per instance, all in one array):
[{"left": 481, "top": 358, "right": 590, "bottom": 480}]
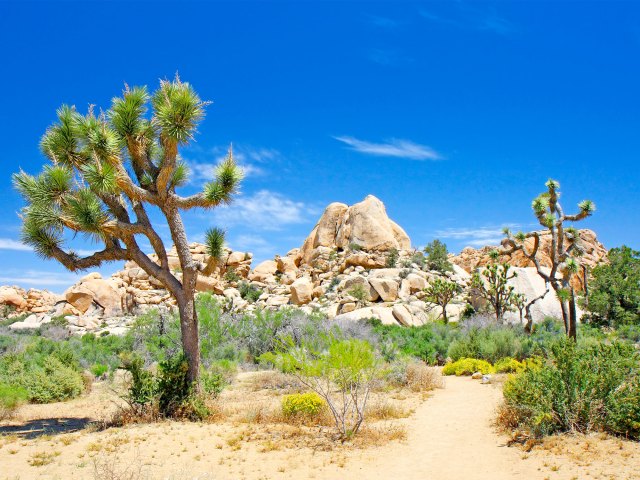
[
  {"left": 501, "top": 179, "right": 595, "bottom": 339},
  {"left": 13, "top": 77, "right": 242, "bottom": 386}
]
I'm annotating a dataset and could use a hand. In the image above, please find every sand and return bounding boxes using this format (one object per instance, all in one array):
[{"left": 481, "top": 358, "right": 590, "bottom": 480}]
[{"left": 1, "top": 374, "right": 638, "bottom": 480}]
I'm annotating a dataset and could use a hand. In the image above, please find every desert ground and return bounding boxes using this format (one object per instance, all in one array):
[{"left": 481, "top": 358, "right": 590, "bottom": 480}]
[{"left": 1, "top": 370, "right": 638, "bottom": 480}]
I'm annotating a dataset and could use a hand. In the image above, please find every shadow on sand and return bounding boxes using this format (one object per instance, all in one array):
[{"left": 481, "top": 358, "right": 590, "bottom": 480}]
[{"left": 0, "top": 417, "right": 94, "bottom": 439}]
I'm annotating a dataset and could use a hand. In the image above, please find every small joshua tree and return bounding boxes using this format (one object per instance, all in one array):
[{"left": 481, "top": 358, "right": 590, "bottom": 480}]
[
  {"left": 424, "top": 277, "right": 460, "bottom": 323},
  {"left": 13, "top": 77, "right": 242, "bottom": 387},
  {"left": 513, "top": 293, "right": 527, "bottom": 324},
  {"left": 469, "top": 250, "right": 518, "bottom": 323},
  {"left": 502, "top": 179, "right": 595, "bottom": 340}
]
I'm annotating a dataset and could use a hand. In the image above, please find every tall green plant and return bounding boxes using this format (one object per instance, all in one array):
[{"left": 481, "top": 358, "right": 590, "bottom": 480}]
[
  {"left": 263, "top": 338, "right": 383, "bottom": 439},
  {"left": 13, "top": 77, "right": 242, "bottom": 388},
  {"left": 502, "top": 179, "right": 595, "bottom": 339}
]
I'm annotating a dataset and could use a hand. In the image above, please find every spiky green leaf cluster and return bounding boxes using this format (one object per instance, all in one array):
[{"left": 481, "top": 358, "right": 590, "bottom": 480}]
[
  {"left": 109, "top": 86, "right": 150, "bottom": 138},
  {"left": 203, "top": 152, "right": 243, "bottom": 205},
  {"left": 578, "top": 199, "right": 596, "bottom": 214},
  {"left": 80, "top": 162, "right": 118, "bottom": 194},
  {"left": 170, "top": 160, "right": 190, "bottom": 188},
  {"left": 40, "top": 106, "right": 83, "bottom": 166},
  {"left": 152, "top": 77, "right": 207, "bottom": 144},
  {"left": 545, "top": 178, "right": 560, "bottom": 191},
  {"left": 564, "top": 258, "right": 580, "bottom": 274},
  {"left": 515, "top": 231, "right": 527, "bottom": 242},
  {"left": 205, "top": 227, "right": 226, "bottom": 260},
  {"left": 532, "top": 195, "right": 550, "bottom": 216}
]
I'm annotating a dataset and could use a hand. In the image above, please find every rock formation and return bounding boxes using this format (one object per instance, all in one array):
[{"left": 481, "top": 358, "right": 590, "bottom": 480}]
[
  {"left": 0, "top": 196, "right": 609, "bottom": 334},
  {"left": 451, "top": 229, "right": 607, "bottom": 290}
]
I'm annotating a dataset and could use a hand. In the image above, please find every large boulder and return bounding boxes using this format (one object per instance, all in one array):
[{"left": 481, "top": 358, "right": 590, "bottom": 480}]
[
  {"left": 0, "top": 287, "right": 27, "bottom": 310},
  {"left": 64, "top": 275, "right": 124, "bottom": 316},
  {"left": 290, "top": 277, "right": 313, "bottom": 305},
  {"left": 299, "top": 195, "right": 411, "bottom": 265},
  {"left": 334, "top": 306, "right": 399, "bottom": 325},
  {"left": 368, "top": 277, "right": 399, "bottom": 302}
]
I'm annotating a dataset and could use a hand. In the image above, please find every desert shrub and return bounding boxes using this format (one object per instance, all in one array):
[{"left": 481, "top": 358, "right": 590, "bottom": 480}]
[
  {"left": 238, "top": 282, "right": 262, "bottom": 303},
  {"left": 410, "top": 251, "right": 426, "bottom": 268},
  {"left": 447, "top": 324, "right": 533, "bottom": 363},
  {"left": 223, "top": 268, "right": 242, "bottom": 283},
  {"left": 0, "top": 383, "right": 29, "bottom": 419},
  {"left": 616, "top": 323, "right": 640, "bottom": 343},
  {"left": 385, "top": 248, "right": 399, "bottom": 268},
  {"left": 501, "top": 338, "right": 640, "bottom": 439},
  {"left": 349, "top": 242, "right": 363, "bottom": 252},
  {"left": 493, "top": 357, "right": 525, "bottom": 373},
  {"left": 282, "top": 392, "right": 326, "bottom": 418},
  {"left": 405, "top": 362, "right": 444, "bottom": 391},
  {"left": 347, "top": 284, "right": 368, "bottom": 304},
  {"left": 90, "top": 363, "right": 109, "bottom": 378},
  {"left": 367, "top": 319, "right": 458, "bottom": 364},
  {"left": 442, "top": 358, "right": 494, "bottom": 376},
  {"left": 0, "top": 335, "right": 17, "bottom": 355},
  {"left": 0, "top": 352, "right": 84, "bottom": 403},
  {"left": 120, "top": 353, "right": 211, "bottom": 421},
  {"left": 423, "top": 239, "right": 453, "bottom": 273},
  {"left": 584, "top": 246, "right": 640, "bottom": 328},
  {"left": 326, "top": 276, "right": 340, "bottom": 293},
  {"left": 262, "top": 337, "right": 383, "bottom": 439},
  {"left": 606, "top": 376, "right": 640, "bottom": 439}
]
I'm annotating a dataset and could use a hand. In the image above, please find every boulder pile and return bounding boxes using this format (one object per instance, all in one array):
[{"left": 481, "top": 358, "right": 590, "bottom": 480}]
[{"left": 0, "top": 195, "right": 608, "bottom": 334}]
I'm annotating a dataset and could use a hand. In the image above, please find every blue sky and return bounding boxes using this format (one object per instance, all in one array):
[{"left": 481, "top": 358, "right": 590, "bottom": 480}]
[{"left": 0, "top": 1, "right": 639, "bottom": 291}]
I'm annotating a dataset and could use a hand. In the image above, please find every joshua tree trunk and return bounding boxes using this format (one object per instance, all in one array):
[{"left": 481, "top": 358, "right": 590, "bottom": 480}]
[
  {"left": 442, "top": 306, "right": 448, "bottom": 324},
  {"left": 568, "top": 290, "right": 578, "bottom": 340},
  {"left": 177, "top": 294, "right": 200, "bottom": 386}
]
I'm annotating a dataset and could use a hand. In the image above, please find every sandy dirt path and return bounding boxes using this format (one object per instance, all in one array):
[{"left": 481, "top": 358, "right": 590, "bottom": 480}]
[{"left": 323, "top": 376, "right": 545, "bottom": 480}]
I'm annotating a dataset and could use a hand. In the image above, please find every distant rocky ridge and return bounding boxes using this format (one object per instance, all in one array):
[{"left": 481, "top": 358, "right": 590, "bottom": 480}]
[{"left": 0, "top": 195, "right": 608, "bottom": 334}]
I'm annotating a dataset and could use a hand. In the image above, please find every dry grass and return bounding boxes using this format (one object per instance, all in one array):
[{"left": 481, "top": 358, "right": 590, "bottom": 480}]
[
  {"left": 92, "top": 449, "right": 145, "bottom": 480},
  {"left": 28, "top": 450, "right": 61, "bottom": 466},
  {"left": 367, "top": 400, "right": 413, "bottom": 421},
  {"left": 246, "top": 371, "right": 304, "bottom": 392},
  {"left": 405, "top": 363, "right": 444, "bottom": 392},
  {"left": 354, "top": 424, "right": 408, "bottom": 446}
]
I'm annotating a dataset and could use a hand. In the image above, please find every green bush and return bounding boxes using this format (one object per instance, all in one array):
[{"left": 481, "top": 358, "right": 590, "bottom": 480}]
[
  {"left": 442, "top": 358, "right": 494, "bottom": 376},
  {"left": 90, "top": 363, "right": 109, "bottom": 378},
  {"left": 367, "top": 319, "right": 457, "bottom": 364},
  {"left": 15, "top": 357, "right": 84, "bottom": 403},
  {"left": 120, "top": 353, "right": 211, "bottom": 420},
  {"left": 447, "top": 326, "right": 531, "bottom": 363},
  {"left": 385, "top": 248, "right": 399, "bottom": 268},
  {"left": 0, "top": 383, "right": 29, "bottom": 419},
  {"left": 238, "top": 282, "right": 262, "bottom": 303},
  {"left": 493, "top": 357, "right": 525, "bottom": 373},
  {"left": 282, "top": 392, "right": 326, "bottom": 418},
  {"left": 263, "top": 337, "right": 383, "bottom": 439},
  {"left": 501, "top": 338, "right": 640, "bottom": 439}
]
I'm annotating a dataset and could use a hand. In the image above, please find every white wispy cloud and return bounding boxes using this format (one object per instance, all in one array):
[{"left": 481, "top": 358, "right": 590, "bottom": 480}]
[
  {"left": 334, "top": 136, "right": 442, "bottom": 160},
  {"left": 435, "top": 225, "right": 520, "bottom": 248},
  {"left": 0, "top": 269, "right": 81, "bottom": 288},
  {"left": 0, "top": 238, "right": 31, "bottom": 251},
  {"left": 214, "top": 190, "right": 319, "bottom": 231},
  {"left": 419, "top": 6, "right": 516, "bottom": 36}
]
